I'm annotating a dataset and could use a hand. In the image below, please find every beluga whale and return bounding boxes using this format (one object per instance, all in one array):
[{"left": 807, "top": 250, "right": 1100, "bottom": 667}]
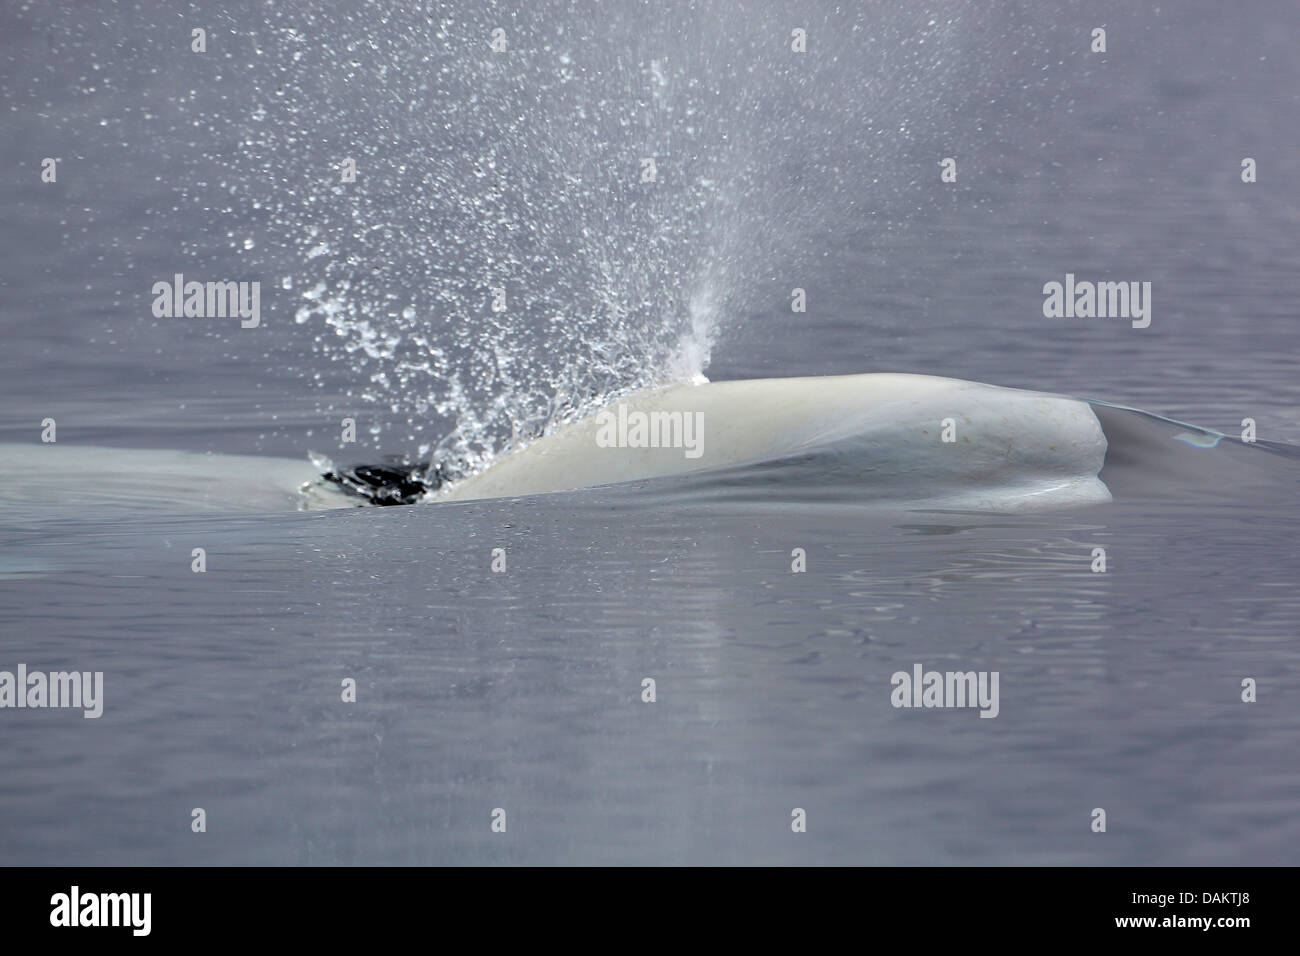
[
  {"left": 314, "top": 373, "right": 1114, "bottom": 512},
  {"left": 3, "top": 372, "right": 1277, "bottom": 519}
]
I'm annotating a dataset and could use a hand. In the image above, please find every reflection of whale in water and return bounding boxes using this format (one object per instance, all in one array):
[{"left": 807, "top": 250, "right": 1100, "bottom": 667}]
[{"left": 2, "top": 374, "right": 1290, "bottom": 520}]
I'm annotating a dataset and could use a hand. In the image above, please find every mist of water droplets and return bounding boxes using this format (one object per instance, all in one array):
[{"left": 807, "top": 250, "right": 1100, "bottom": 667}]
[{"left": 12, "top": 0, "right": 1060, "bottom": 472}]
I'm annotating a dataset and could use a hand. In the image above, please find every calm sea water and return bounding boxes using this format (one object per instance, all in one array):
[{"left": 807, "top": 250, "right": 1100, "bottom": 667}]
[{"left": 1, "top": 0, "right": 1297, "bottom": 864}]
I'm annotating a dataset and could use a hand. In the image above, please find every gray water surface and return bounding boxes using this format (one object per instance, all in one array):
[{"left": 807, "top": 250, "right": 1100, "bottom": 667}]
[{"left": 1, "top": 0, "right": 1298, "bottom": 865}]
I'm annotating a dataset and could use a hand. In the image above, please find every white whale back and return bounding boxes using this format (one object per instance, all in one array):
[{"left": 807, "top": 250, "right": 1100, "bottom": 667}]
[
  {"left": 436, "top": 373, "right": 1111, "bottom": 511},
  {"left": 0, "top": 374, "right": 1114, "bottom": 517}
]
